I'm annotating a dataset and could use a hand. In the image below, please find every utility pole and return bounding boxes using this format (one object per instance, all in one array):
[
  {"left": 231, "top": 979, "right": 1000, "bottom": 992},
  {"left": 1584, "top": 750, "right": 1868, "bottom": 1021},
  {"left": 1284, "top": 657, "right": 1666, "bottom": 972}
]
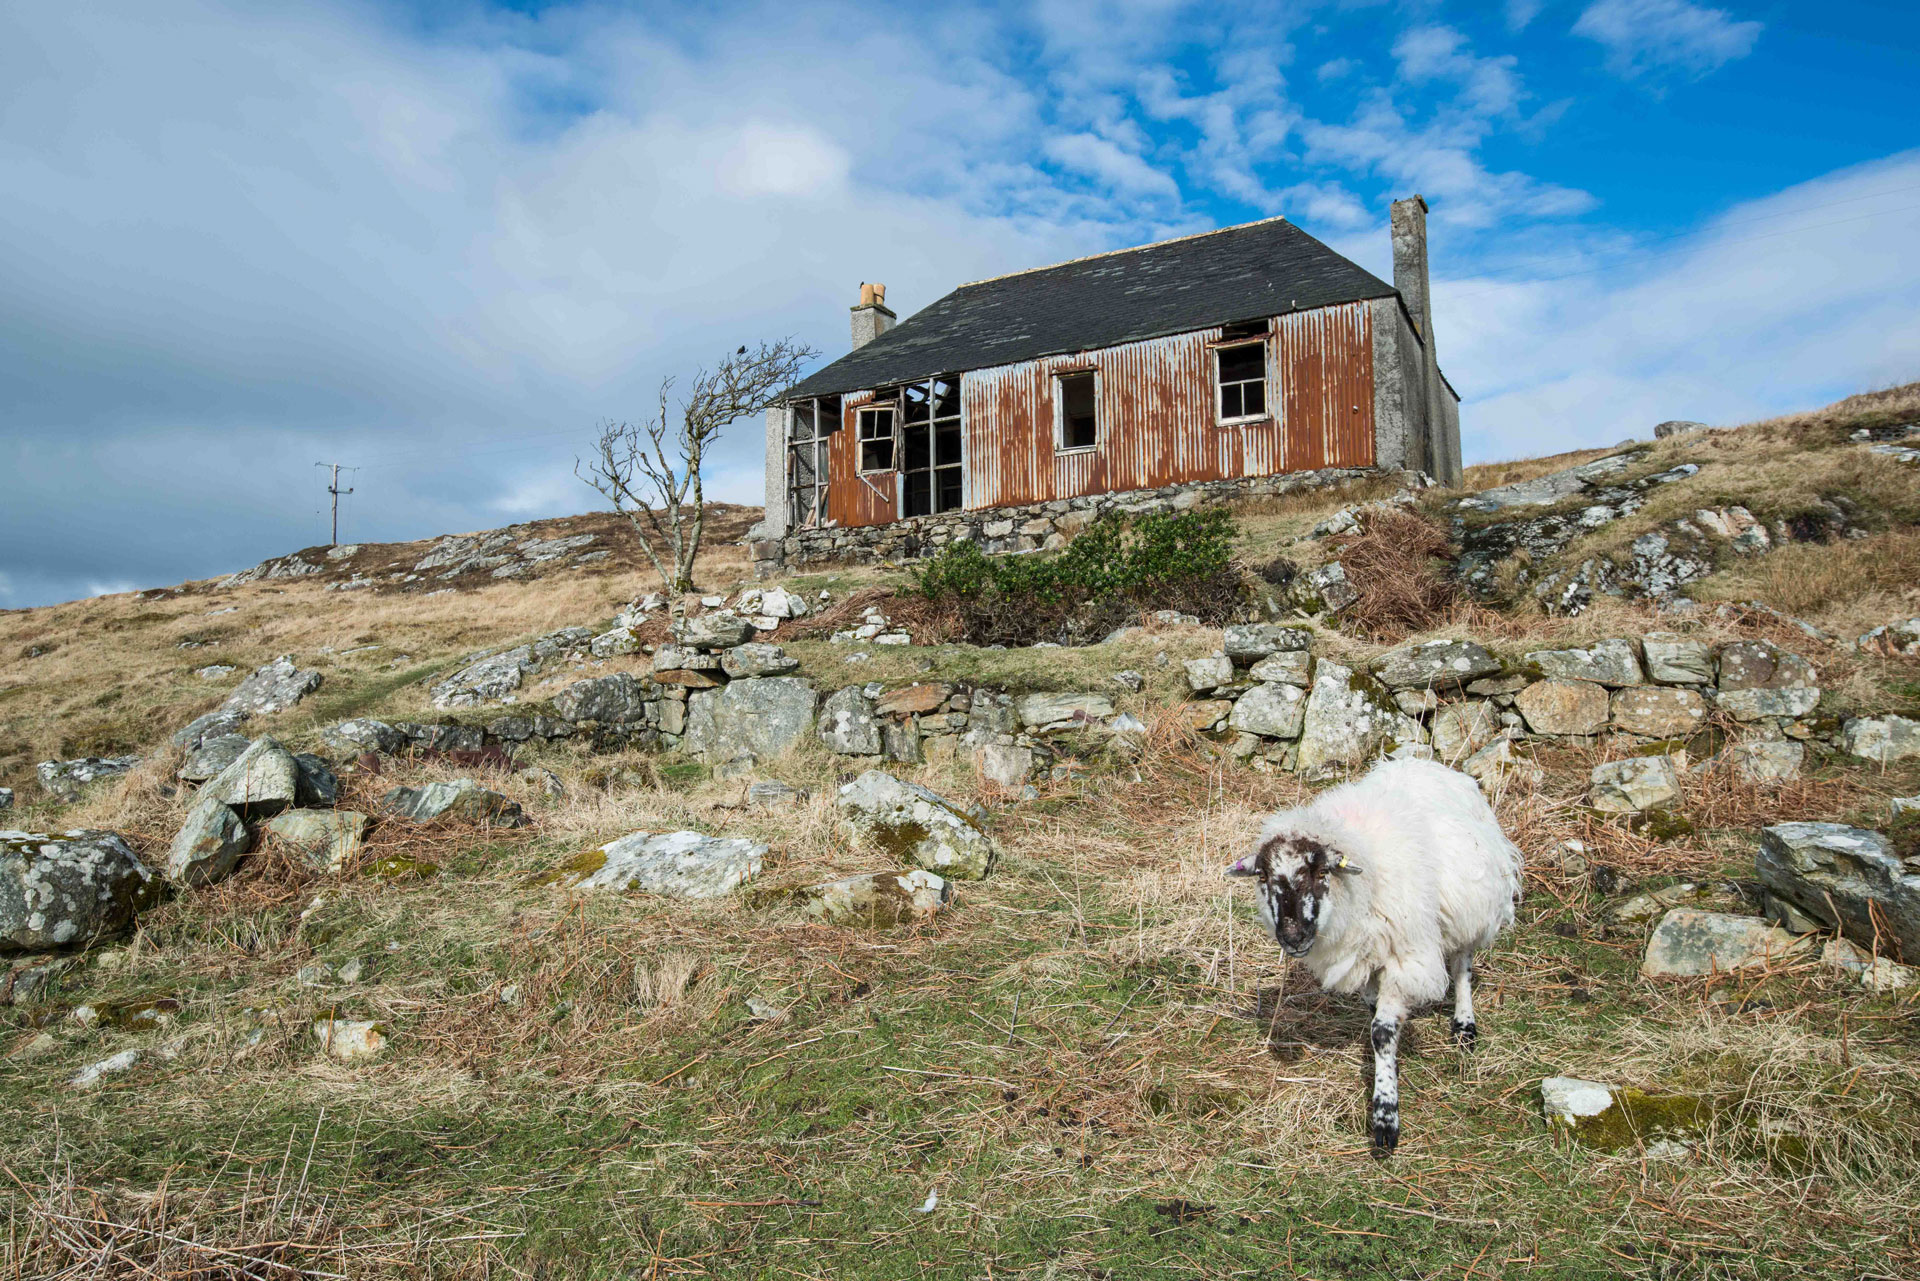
[{"left": 315, "top": 462, "right": 357, "bottom": 546}]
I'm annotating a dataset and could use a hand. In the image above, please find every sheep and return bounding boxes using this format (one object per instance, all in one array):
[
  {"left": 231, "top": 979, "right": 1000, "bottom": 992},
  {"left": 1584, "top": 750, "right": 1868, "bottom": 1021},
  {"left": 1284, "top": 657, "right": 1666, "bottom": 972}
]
[{"left": 1227, "top": 757, "right": 1522, "bottom": 1157}]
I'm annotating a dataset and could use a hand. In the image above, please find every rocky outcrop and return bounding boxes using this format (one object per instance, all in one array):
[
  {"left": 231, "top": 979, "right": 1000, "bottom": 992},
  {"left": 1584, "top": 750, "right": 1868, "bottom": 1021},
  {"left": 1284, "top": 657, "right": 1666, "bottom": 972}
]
[
  {"left": 836, "top": 772, "right": 996, "bottom": 880},
  {"left": 684, "top": 678, "right": 818, "bottom": 763},
  {"left": 1756, "top": 823, "right": 1918, "bottom": 959},
  {"left": 36, "top": 756, "right": 141, "bottom": 802},
  {"left": 223, "top": 655, "right": 324, "bottom": 716},
  {"left": 2, "top": 830, "right": 157, "bottom": 951},
  {"left": 818, "top": 687, "right": 883, "bottom": 756}
]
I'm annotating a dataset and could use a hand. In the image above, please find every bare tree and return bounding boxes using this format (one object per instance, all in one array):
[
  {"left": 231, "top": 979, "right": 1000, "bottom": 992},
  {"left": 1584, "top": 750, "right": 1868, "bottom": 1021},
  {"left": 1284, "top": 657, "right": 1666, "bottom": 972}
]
[{"left": 578, "top": 338, "right": 816, "bottom": 594}]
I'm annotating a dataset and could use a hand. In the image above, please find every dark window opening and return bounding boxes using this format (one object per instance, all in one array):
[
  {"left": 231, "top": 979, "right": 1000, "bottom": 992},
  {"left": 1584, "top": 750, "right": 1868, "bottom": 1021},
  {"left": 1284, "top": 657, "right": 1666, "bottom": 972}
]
[
  {"left": 1058, "top": 370, "right": 1097, "bottom": 450},
  {"left": 1216, "top": 341, "right": 1267, "bottom": 422},
  {"left": 900, "top": 375, "right": 963, "bottom": 517},
  {"left": 857, "top": 406, "right": 895, "bottom": 472},
  {"left": 784, "top": 395, "right": 839, "bottom": 527}
]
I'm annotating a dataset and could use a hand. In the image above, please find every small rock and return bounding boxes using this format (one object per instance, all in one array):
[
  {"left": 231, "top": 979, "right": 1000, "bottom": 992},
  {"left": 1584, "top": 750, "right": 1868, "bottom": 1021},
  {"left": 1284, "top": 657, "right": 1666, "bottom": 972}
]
[
  {"left": 974, "top": 744, "right": 1036, "bottom": 787},
  {"left": 224, "top": 655, "right": 323, "bottom": 716},
  {"left": 199, "top": 737, "right": 301, "bottom": 818},
  {"left": 1373, "top": 639, "right": 1502, "bottom": 691},
  {"left": 1525, "top": 640, "right": 1644, "bottom": 687},
  {"left": 1641, "top": 909, "right": 1809, "bottom": 977},
  {"left": 381, "top": 780, "right": 526, "bottom": 827},
  {"left": 1642, "top": 633, "right": 1714, "bottom": 685},
  {"left": 35, "top": 756, "right": 141, "bottom": 803},
  {"left": 313, "top": 1016, "right": 387, "bottom": 1063},
  {"left": 431, "top": 647, "right": 533, "bottom": 709},
  {"left": 798, "top": 869, "right": 951, "bottom": 926},
  {"left": 1183, "top": 655, "right": 1234, "bottom": 695},
  {"left": 1839, "top": 715, "right": 1920, "bottom": 764},
  {"left": 722, "top": 643, "right": 800, "bottom": 679},
  {"left": 1589, "top": 756, "right": 1681, "bottom": 813},
  {"left": 1226, "top": 682, "right": 1307, "bottom": 740},
  {"left": 747, "top": 780, "right": 810, "bottom": 809},
  {"left": 1714, "top": 641, "right": 1819, "bottom": 721},
  {"left": 1430, "top": 701, "right": 1499, "bottom": 763},
  {"left": 1856, "top": 618, "right": 1920, "bottom": 658},
  {"left": 1461, "top": 738, "right": 1535, "bottom": 787},
  {"left": 837, "top": 771, "right": 997, "bottom": 880},
  {"left": 554, "top": 672, "right": 655, "bottom": 724},
  {"left": 1653, "top": 420, "right": 1708, "bottom": 438},
  {"left": 177, "top": 734, "right": 251, "bottom": 784},
  {"left": 819, "top": 686, "right": 884, "bottom": 756},
  {"left": 1821, "top": 937, "right": 1872, "bottom": 975},
  {"left": 1609, "top": 687, "right": 1708, "bottom": 738},
  {"left": 1515, "top": 680, "right": 1609, "bottom": 737},
  {"left": 69, "top": 1048, "right": 142, "bottom": 1088},
  {"left": 1247, "top": 650, "right": 1313, "bottom": 686},
  {"left": 674, "top": 612, "right": 757, "bottom": 650},
  {"left": 1756, "top": 823, "right": 1917, "bottom": 959},
  {"left": 1222, "top": 624, "right": 1311, "bottom": 663},
  {"left": 517, "top": 767, "right": 566, "bottom": 799},
  {"left": 1111, "top": 670, "right": 1145, "bottom": 693},
  {"left": 165, "top": 795, "right": 250, "bottom": 886},
  {"left": 1726, "top": 739, "right": 1804, "bottom": 784},
  {"left": 590, "top": 626, "right": 644, "bottom": 658},
  {"left": 1541, "top": 1076, "right": 1616, "bottom": 1129},
  {"left": 319, "top": 718, "right": 407, "bottom": 757},
  {"left": 264, "top": 810, "right": 369, "bottom": 873},
  {"left": 551, "top": 830, "right": 766, "bottom": 898},
  {"left": 1016, "top": 692, "right": 1115, "bottom": 733},
  {"left": 1859, "top": 957, "right": 1919, "bottom": 993},
  {"left": 1295, "top": 662, "right": 1420, "bottom": 772}
]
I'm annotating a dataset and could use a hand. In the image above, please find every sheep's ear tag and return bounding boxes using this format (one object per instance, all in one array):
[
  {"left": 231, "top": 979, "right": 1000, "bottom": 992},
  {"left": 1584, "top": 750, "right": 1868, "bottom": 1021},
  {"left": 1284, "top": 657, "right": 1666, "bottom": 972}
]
[
  {"left": 1332, "top": 855, "right": 1364, "bottom": 876},
  {"left": 1225, "top": 855, "right": 1258, "bottom": 878}
]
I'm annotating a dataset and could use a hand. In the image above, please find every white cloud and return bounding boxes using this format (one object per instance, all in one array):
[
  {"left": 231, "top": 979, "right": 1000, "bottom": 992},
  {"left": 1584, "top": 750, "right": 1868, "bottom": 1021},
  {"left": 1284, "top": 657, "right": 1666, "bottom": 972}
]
[
  {"left": 1316, "top": 58, "right": 1355, "bottom": 83},
  {"left": 1043, "top": 132, "right": 1181, "bottom": 199},
  {"left": 1573, "top": 0, "right": 1762, "bottom": 78},
  {"left": 1505, "top": 0, "right": 1544, "bottom": 31}
]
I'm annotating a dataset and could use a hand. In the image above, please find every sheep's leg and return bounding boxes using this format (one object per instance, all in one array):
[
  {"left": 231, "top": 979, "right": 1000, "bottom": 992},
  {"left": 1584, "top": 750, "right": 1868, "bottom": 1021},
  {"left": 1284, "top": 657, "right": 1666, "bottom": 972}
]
[
  {"left": 1368, "top": 998, "right": 1405, "bottom": 1158},
  {"left": 1448, "top": 951, "right": 1477, "bottom": 1051}
]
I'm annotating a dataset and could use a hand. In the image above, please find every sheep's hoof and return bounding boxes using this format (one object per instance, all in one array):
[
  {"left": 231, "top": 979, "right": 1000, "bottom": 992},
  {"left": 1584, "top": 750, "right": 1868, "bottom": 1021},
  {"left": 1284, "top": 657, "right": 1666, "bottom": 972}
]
[
  {"left": 1370, "top": 1105, "right": 1399, "bottom": 1158},
  {"left": 1450, "top": 1018, "right": 1477, "bottom": 1051}
]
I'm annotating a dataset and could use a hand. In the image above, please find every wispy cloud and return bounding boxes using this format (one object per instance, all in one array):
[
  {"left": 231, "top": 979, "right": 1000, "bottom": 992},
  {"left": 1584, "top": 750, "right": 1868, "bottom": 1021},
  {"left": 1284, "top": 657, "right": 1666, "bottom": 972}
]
[
  {"left": 1043, "top": 132, "right": 1180, "bottom": 198},
  {"left": 1573, "top": 0, "right": 1762, "bottom": 78}
]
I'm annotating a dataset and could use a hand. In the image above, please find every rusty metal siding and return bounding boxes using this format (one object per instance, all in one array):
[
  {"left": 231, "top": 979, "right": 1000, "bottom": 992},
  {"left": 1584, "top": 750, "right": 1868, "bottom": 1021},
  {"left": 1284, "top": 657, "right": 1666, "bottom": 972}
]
[
  {"left": 825, "top": 389, "right": 897, "bottom": 528},
  {"left": 961, "top": 301, "right": 1374, "bottom": 508}
]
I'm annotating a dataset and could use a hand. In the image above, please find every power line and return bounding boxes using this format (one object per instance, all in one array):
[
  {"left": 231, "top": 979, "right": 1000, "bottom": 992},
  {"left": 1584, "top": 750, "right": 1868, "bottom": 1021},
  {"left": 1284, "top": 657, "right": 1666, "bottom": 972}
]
[{"left": 315, "top": 461, "right": 358, "bottom": 546}]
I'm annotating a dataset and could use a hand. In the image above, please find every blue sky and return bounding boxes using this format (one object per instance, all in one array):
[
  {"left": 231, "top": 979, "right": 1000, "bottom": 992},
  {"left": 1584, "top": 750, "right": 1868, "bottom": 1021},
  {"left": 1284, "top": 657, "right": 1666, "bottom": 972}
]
[{"left": 4, "top": 0, "right": 1917, "bottom": 608}]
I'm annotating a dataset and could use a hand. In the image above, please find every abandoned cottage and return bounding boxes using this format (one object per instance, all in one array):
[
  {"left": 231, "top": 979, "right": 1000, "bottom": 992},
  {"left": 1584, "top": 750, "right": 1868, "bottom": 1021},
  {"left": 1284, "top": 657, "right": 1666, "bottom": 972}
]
[{"left": 755, "top": 196, "right": 1459, "bottom": 574}]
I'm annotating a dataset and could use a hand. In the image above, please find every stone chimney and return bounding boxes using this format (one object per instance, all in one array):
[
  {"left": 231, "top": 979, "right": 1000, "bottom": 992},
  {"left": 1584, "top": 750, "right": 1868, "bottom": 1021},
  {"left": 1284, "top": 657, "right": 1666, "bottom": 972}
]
[
  {"left": 1389, "top": 195, "right": 1432, "bottom": 354},
  {"left": 850, "top": 282, "right": 896, "bottom": 350}
]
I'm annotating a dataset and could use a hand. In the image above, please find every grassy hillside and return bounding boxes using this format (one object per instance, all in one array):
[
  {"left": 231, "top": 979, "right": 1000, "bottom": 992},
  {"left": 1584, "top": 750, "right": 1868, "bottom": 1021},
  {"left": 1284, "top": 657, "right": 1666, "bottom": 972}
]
[{"left": 3, "top": 387, "right": 1918, "bottom": 1279}]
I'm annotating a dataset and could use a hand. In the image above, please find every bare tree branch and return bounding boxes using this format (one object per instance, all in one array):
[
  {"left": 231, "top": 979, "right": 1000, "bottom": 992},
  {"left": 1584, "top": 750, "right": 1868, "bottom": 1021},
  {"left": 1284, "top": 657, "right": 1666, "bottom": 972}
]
[{"left": 576, "top": 338, "right": 816, "bottom": 593}]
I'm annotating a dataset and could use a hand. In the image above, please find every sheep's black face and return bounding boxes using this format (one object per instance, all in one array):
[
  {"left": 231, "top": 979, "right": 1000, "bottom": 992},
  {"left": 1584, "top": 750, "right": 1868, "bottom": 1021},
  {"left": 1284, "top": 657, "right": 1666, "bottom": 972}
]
[{"left": 1230, "top": 836, "right": 1334, "bottom": 958}]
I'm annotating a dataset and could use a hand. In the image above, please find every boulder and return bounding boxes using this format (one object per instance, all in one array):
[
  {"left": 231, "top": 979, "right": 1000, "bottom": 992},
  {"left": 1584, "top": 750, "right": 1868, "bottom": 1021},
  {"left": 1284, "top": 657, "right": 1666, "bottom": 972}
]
[
  {"left": 798, "top": 869, "right": 951, "bottom": 926},
  {"left": 265, "top": 809, "right": 369, "bottom": 873},
  {"left": 682, "top": 677, "right": 818, "bottom": 763},
  {"left": 553, "top": 672, "right": 654, "bottom": 724},
  {"left": 836, "top": 771, "right": 997, "bottom": 880},
  {"left": 1514, "top": 680, "right": 1609, "bottom": 736},
  {"left": 721, "top": 643, "right": 799, "bottom": 679},
  {"left": 223, "top": 656, "right": 323, "bottom": 716},
  {"left": 1856, "top": 618, "right": 1920, "bottom": 658},
  {"left": 165, "top": 796, "right": 249, "bottom": 886},
  {"left": 431, "top": 646, "right": 531, "bottom": 709},
  {"left": 178, "top": 734, "right": 252, "bottom": 783},
  {"left": 1373, "top": 639, "right": 1502, "bottom": 691},
  {"left": 1642, "top": 633, "right": 1714, "bottom": 685},
  {"left": 1295, "top": 662, "right": 1420, "bottom": 772},
  {"left": 1246, "top": 650, "right": 1313, "bottom": 685},
  {"left": 1183, "top": 654, "right": 1234, "bottom": 694},
  {"left": 1727, "top": 739, "right": 1805, "bottom": 784},
  {"left": 819, "top": 686, "right": 884, "bottom": 756},
  {"left": 1223, "top": 624, "right": 1311, "bottom": 663},
  {"left": 1641, "top": 909, "right": 1810, "bottom": 977},
  {"left": 552, "top": 830, "right": 766, "bottom": 898},
  {"left": 1713, "top": 641, "right": 1819, "bottom": 721},
  {"left": 293, "top": 755, "right": 338, "bottom": 807},
  {"left": 1589, "top": 756, "right": 1681, "bottom": 812},
  {"left": 172, "top": 709, "right": 250, "bottom": 751},
  {"left": 2, "top": 829, "right": 156, "bottom": 951},
  {"left": 1839, "top": 715, "right": 1920, "bottom": 764},
  {"left": 1609, "top": 687, "right": 1709, "bottom": 739},
  {"left": 1654, "top": 420, "right": 1708, "bottom": 438},
  {"left": 319, "top": 718, "right": 407, "bottom": 757},
  {"left": 1431, "top": 701, "right": 1500, "bottom": 762},
  {"left": 381, "top": 780, "right": 526, "bottom": 827},
  {"left": 36, "top": 756, "right": 141, "bottom": 803},
  {"left": 1017, "top": 692, "right": 1116, "bottom": 733},
  {"left": 674, "top": 612, "right": 757, "bottom": 650},
  {"left": 1227, "top": 682, "right": 1307, "bottom": 740},
  {"left": 1755, "top": 823, "right": 1919, "bottom": 960},
  {"left": 200, "top": 737, "right": 300, "bottom": 818},
  {"left": 1524, "top": 640, "right": 1644, "bottom": 687}
]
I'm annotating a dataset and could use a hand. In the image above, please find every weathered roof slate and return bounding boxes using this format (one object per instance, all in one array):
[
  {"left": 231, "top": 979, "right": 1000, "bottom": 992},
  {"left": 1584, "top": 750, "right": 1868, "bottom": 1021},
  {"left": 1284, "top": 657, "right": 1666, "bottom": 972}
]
[{"left": 784, "top": 216, "right": 1397, "bottom": 400}]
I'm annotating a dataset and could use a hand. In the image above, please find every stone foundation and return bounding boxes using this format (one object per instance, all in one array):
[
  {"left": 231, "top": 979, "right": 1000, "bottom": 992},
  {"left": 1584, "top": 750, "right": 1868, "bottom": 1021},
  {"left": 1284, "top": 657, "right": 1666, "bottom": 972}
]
[{"left": 752, "top": 466, "right": 1395, "bottom": 577}]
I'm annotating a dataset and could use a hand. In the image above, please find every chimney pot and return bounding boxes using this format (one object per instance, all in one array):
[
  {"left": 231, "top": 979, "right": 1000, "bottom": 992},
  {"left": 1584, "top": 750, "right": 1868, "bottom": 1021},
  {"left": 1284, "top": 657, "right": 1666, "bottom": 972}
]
[{"left": 849, "top": 280, "right": 897, "bottom": 351}]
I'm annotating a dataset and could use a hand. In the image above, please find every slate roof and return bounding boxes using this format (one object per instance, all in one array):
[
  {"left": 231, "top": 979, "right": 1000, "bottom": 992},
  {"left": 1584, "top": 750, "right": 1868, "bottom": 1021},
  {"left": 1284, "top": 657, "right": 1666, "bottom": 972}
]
[{"left": 784, "top": 216, "right": 1399, "bottom": 401}]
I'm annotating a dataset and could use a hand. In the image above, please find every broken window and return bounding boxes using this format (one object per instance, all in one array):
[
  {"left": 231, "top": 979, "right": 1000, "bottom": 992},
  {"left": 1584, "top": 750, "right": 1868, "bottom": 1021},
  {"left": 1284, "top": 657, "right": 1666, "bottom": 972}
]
[
  {"left": 901, "top": 376, "right": 963, "bottom": 517},
  {"left": 1057, "top": 370, "right": 1097, "bottom": 451},
  {"left": 857, "top": 405, "right": 896, "bottom": 472},
  {"left": 1215, "top": 340, "right": 1267, "bottom": 423},
  {"left": 785, "top": 395, "right": 840, "bottom": 527}
]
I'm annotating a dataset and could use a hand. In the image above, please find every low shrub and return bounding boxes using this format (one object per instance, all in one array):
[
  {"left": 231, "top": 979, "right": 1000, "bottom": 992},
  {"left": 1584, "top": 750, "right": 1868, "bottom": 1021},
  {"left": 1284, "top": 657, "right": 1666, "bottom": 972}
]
[
  {"left": 913, "top": 509, "right": 1243, "bottom": 646},
  {"left": 1334, "top": 507, "right": 1463, "bottom": 642}
]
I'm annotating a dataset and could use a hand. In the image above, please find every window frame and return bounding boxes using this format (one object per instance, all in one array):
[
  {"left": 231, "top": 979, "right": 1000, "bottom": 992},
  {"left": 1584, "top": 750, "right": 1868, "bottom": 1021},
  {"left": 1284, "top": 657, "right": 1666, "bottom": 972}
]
[
  {"left": 898, "top": 375, "right": 964, "bottom": 518},
  {"left": 1053, "top": 368, "right": 1099, "bottom": 454},
  {"left": 1213, "top": 338, "right": 1270, "bottom": 426},
  {"left": 856, "top": 404, "right": 897, "bottom": 475}
]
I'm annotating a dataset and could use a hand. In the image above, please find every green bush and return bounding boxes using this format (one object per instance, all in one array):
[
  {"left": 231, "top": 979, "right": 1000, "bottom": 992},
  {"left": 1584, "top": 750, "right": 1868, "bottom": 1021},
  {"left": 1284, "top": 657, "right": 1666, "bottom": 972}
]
[{"left": 912, "top": 509, "right": 1242, "bottom": 646}]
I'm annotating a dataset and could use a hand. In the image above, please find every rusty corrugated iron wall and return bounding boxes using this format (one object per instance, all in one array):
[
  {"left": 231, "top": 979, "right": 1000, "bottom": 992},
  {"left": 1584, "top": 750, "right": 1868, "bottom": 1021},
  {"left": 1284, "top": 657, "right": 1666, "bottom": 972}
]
[
  {"left": 825, "top": 388, "right": 896, "bottom": 528},
  {"left": 960, "top": 301, "right": 1375, "bottom": 509}
]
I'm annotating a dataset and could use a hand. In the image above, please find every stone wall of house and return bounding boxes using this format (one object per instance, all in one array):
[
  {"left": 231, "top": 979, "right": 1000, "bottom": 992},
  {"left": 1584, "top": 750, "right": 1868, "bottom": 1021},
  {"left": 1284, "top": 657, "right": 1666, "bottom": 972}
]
[{"left": 750, "top": 464, "right": 1396, "bottom": 578}]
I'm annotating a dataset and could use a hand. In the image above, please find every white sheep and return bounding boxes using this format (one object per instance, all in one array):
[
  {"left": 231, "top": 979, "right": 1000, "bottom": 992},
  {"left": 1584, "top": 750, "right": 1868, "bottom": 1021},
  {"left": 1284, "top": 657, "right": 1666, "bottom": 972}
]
[{"left": 1227, "top": 757, "right": 1522, "bottom": 1156}]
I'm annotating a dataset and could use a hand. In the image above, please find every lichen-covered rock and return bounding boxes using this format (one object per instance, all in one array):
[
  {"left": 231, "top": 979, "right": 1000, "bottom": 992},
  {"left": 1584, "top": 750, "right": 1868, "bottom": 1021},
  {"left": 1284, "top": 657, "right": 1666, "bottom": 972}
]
[
  {"left": 651, "top": 645, "right": 722, "bottom": 683},
  {"left": 265, "top": 809, "right": 369, "bottom": 873},
  {"left": 1183, "top": 654, "right": 1234, "bottom": 694},
  {"left": 1609, "top": 687, "right": 1708, "bottom": 738},
  {"left": 1222, "top": 624, "right": 1311, "bottom": 663},
  {"left": 1856, "top": 618, "right": 1920, "bottom": 658},
  {"left": 682, "top": 677, "right": 818, "bottom": 763},
  {"left": 553, "top": 672, "right": 655, "bottom": 724},
  {"left": 36, "top": 756, "right": 141, "bottom": 803},
  {"left": 974, "top": 743, "right": 1035, "bottom": 787},
  {"left": 1839, "top": 715, "right": 1920, "bottom": 764},
  {"left": 1713, "top": 641, "right": 1819, "bottom": 721},
  {"left": 431, "top": 646, "right": 532, "bottom": 709},
  {"left": 165, "top": 796, "right": 249, "bottom": 886},
  {"left": 313, "top": 1015, "right": 387, "bottom": 1063},
  {"left": 721, "top": 643, "right": 799, "bottom": 679},
  {"left": 1642, "top": 633, "right": 1714, "bottom": 684},
  {"left": 172, "top": 708, "right": 251, "bottom": 751},
  {"left": 1246, "top": 650, "right": 1313, "bottom": 685},
  {"left": 1431, "top": 701, "right": 1499, "bottom": 762},
  {"left": 1373, "top": 639, "right": 1502, "bottom": 690},
  {"left": 1175, "top": 700, "right": 1232, "bottom": 732},
  {"left": 294, "top": 755, "right": 338, "bottom": 807},
  {"left": 178, "top": 734, "right": 251, "bottom": 783},
  {"left": 1226, "top": 682, "right": 1307, "bottom": 739},
  {"left": 2, "top": 829, "right": 156, "bottom": 951},
  {"left": 1016, "top": 692, "right": 1115, "bottom": 733},
  {"left": 381, "top": 780, "right": 526, "bottom": 827},
  {"left": 798, "top": 869, "right": 951, "bottom": 927},
  {"left": 590, "top": 627, "right": 644, "bottom": 658},
  {"left": 200, "top": 737, "right": 300, "bottom": 818},
  {"left": 550, "top": 830, "right": 766, "bottom": 898},
  {"left": 819, "top": 686, "right": 884, "bottom": 755},
  {"left": 319, "top": 718, "right": 407, "bottom": 757},
  {"left": 393, "top": 722, "right": 486, "bottom": 754},
  {"left": 674, "top": 611, "right": 757, "bottom": 650},
  {"left": 224, "top": 655, "right": 323, "bottom": 716},
  {"left": 1726, "top": 739, "right": 1805, "bottom": 784},
  {"left": 1756, "top": 823, "right": 1919, "bottom": 960},
  {"left": 747, "top": 780, "right": 810, "bottom": 810},
  {"left": 1514, "top": 679, "right": 1609, "bottom": 736},
  {"left": 836, "top": 771, "right": 996, "bottom": 880},
  {"left": 1294, "top": 562, "right": 1358, "bottom": 613},
  {"left": 1589, "top": 755, "right": 1681, "bottom": 812},
  {"left": 1295, "top": 662, "right": 1419, "bottom": 772},
  {"left": 1540, "top": 1075, "right": 1708, "bottom": 1150},
  {"left": 1641, "top": 908, "right": 1809, "bottom": 977},
  {"left": 1524, "top": 639, "right": 1644, "bottom": 687}
]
